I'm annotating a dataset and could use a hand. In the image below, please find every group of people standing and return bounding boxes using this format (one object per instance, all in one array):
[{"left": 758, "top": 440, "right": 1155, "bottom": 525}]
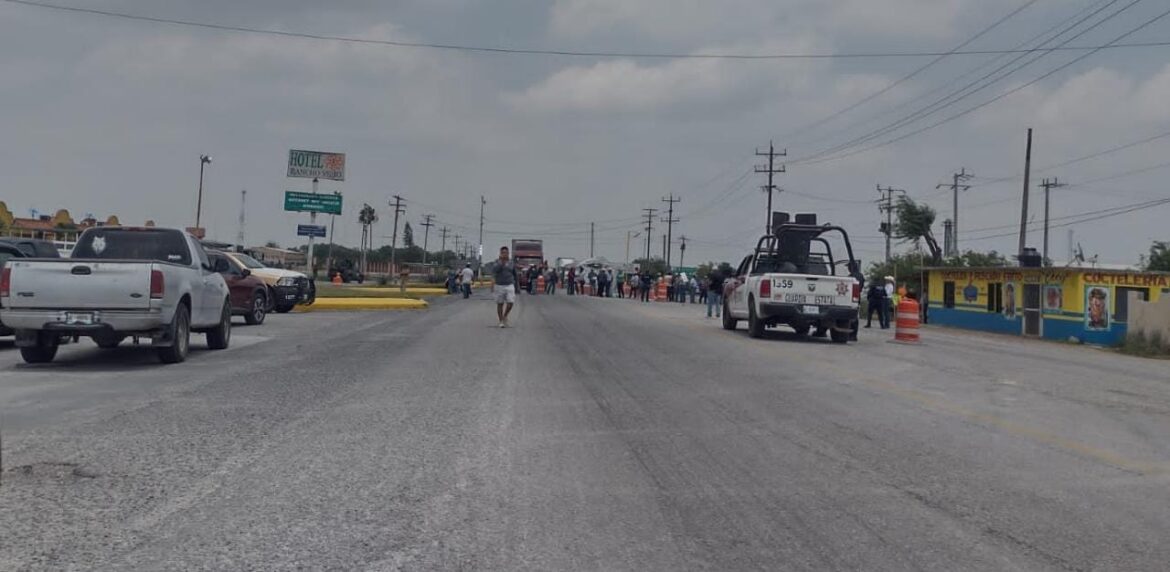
[{"left": 864, "top": 275, "right": 898, "bottom": 329}]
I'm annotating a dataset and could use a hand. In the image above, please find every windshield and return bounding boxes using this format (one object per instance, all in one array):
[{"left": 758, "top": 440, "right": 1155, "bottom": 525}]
[
  {"left": 232, "top": 253, "right": 267, "bottom": 269},
  {"left": 72, "top": 229, "right": 191, "bottom": 265}
]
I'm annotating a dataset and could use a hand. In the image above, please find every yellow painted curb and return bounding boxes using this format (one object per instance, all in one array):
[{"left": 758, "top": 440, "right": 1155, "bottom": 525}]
[
  {"left": 357, "top": 287, "right": 449, "bottom": 295},
  {"left": 295, "top": 298, "right": 429, "bottom": 311}
]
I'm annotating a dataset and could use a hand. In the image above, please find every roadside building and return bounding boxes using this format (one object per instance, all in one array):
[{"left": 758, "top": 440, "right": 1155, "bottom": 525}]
[
  {"left": 0, "top": 201, "right": 126, "bottom": 254},
  {"left": 926, "top": 265, "right": 1169, "bottom": 345},
  {"left": 248, "top": 245, "right": 307, "bottom": 269}
]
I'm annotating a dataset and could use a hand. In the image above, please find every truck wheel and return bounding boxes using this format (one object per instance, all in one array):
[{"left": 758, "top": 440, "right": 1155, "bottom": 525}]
[
  {"left": 245, "top": 290, "right": 267, "bottom": 325},
  {"left": 747, "top": 297, "right": 765, "bottom": 339},
  {"left": 830, "top": 329, "right": 850, "bottom": 344},
  {"left": 206, "top": 300, "right": 232, "bottom": 350},
  {"left": 721, "top": 301, "right": 738, "bottom": 330},
  {"left": 157, "top": 304, "right": 190, "bottom": 364},
  {"left": 20, "top": 335, "right": 59, "bottom": 364},
  {"left": 95, "top": 335, "right": 125, "bottom": 349}
]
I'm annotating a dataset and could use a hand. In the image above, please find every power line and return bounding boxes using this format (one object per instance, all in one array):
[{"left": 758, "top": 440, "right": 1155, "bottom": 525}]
[
  {"left": 5, "top": 0, "right": 1170, "bottom": 60},
  {"left": 792, "top": 0, "right": 1142, "bottom": 165},
  {"left": 964, "top": 197, "right": 1170, "bottom": 243},
  {"left": 793, "top": 0, "right": 1120, "bottom": 149},
  {"left": 785, "top": 0, "right": 1041, "bottom": 139}
]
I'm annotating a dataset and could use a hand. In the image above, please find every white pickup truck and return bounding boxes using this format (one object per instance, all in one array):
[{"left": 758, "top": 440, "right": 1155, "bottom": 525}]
[
  {"left": 722, "top": 222, "right": 862, "bottom": 343},
  {"left": 0, "top": 226, "right": 233, "bottom": 364}
]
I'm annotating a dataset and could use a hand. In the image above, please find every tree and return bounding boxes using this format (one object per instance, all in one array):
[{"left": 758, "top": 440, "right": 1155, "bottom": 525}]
[
  {"left": 1142, "top": 241, "right": 1170, "bottom": 272},
  {"left": 894, "top": 196, "right": 942, "bottom": 263},
  {"left": 403, "top": 222, "right": 415, "bottom": 248},
  {"left": 866, "top": 250, "right": 928, "bottom": 295},
  {"left": 941, "top": 250, "right": 1009, "bottom": 268}
]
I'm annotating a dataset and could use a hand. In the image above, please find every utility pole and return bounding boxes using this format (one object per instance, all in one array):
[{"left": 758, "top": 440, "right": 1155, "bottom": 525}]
[
  {"left": 454, "top": 235, "right": 462, "bottom": 261},
  {"left": 590, "top": 222, "right": 595, "bottom": 258},
  {"left": 678, "top": 235, "right": 687, "bottom": 271},
  {"left": 936, "top": 168, "right": 972, "bottom": 257},
  {"left": 661, "top": 194, "right": 681, "bottom": 269},
  {"left": 755, "top": 141, "right": 787, "bottom": 234},
  {"left": 1039, "top": 177, "right": 1066, "bottom": 265},
  {"left": 326, "top": 191, "right": 340, "bottom": 272},
  {"left": 1019, "top": 128, "right": 1033, "bottom": 258},
  {"left": 439, "top": 226, "right": 450, "bottom": 266},
  {"left": 943, "top": 220, "right": 954, "bottom": 260},
  {"left": 662, "top": 234, "right": 667, "bottom": 261},
  {"left": 389, "top": 195, "right": 406, "bottom": 277},
  {"left": 420, "top": 214, "right": 435, "bottom": 265},
  {"left": 236, "top": 189, "right": 247, "bottom": 249},
  {"left": 478, "top": 196, "right": 486, "bottom": 269},
  {"left": 642, "top": 208, "right": 657, "bottom": 261},
  {"left": 876, "top": 185, "right": 905, "bottom": 263}
]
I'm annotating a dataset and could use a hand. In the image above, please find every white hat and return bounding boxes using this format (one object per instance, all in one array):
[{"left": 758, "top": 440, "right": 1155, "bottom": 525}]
[{"left": 885, "top": 275, "right": 895, "bottom": 282}]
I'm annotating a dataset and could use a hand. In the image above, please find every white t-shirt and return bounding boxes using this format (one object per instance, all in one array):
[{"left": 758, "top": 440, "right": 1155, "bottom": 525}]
[
  {"left": 885, "top": 283, "right": 895, "bottom": 297},
  {"left": 460, "top": 268, "right": 474, "bottom": 283}
]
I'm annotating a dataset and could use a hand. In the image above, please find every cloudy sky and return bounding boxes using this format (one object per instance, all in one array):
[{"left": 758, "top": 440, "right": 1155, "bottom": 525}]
[{"left": 2, "top": 0, "right": 1169, "bottom": 267}]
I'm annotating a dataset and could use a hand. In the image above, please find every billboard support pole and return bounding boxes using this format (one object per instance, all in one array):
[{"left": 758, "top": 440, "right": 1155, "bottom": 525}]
[{"left": 309, "top": 178, "right": 318, "bottom": 279}]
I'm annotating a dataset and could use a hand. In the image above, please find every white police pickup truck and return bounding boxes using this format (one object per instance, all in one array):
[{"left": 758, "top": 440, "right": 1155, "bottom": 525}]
[
  {"left": 0, "top": 226, "right": 233, "bottom": 364},
  {"left": 722, "top": 216, "right": 862, "bottom": 343}
]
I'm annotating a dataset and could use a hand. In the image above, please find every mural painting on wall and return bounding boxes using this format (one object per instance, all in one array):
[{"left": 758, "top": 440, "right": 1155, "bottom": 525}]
[
  {"left": 1004, "top": 282, "right": 1017, "bottom": 319},
  {"left": 963, "top": 280, "right": 978, "bottom": 303},
  {"left": 1043, "top": 285, "right": 1063, "bottom": 313},
  {"left": 1085, "top": 287, "right": 1111, "bottom": 331}
]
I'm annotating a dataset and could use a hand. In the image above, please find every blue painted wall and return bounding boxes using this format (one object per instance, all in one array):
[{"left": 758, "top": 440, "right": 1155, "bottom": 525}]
[{"left": 929, "top": 308, "right": 1126, "bottom": 345}]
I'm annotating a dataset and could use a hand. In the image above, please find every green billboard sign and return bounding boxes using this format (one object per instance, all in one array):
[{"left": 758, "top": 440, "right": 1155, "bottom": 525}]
[{"left": 284, "top": 191, "right": 342, "bottom": 215}]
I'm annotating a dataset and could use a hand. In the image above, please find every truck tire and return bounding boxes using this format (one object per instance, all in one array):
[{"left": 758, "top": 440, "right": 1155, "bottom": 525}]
[
  {"left": 747, "top": 297, "right": 765, "bottom": 339},
  {"left": 157, "top": 304, "right": 190, "bottom": 364},
  {"left": 244, "top": 290, "right": 267, "bottom": 325},
  {"left": 830, "top": 329, "right": 850, "bottom": 344},
  {"left": 721, "top": 301, "right": 738, "bottom": 330},
  {"left": 20, "top": 335, "right": 59, "bottom": 364},
  {"left": 206, "top": 300, "right": 232, "bottom": 350}
]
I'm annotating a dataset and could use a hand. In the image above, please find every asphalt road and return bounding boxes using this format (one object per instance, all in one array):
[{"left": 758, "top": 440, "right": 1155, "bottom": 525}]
[{"left": 2, "top": 292, "right": 1170, "bottom": 570}]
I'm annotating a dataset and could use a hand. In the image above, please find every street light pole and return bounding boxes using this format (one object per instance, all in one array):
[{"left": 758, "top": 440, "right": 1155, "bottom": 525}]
[
  {"left": 626, "top": 230, "right": 641, "bottom": 264},
  {"left": 196, "top": 154, "right": 212, "bottom": 232}
]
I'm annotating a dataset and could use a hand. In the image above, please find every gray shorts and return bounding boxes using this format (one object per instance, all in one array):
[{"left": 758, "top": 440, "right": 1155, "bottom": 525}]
[{"left": 494, "top": 284, "right": 516, "bottom": 304}]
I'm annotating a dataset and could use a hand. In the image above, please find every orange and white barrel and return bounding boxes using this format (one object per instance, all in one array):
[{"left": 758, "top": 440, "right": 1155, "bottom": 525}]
[{"left": 894, "top": 299, "right": 921, "bottom": 344}]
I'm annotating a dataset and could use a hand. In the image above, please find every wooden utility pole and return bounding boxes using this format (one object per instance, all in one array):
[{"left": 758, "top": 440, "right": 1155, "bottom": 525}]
[
  {"left": 420, "top": 214, "right": 435, "bottom": 264},
  {"left": 439, "top": 226, "right": 450, "bottom": 266},
  {"left": 755, "top": 141, "right": 786, "bottom": 234},
  {"left": 1040, "top": 177, "right": 1066, "bottom": 265},
  {"left": 876, "top": 185, "right": 906, "bottom": 263},
  {"left": 936, "top": 168, "right": 972, "bottom": 257},
  {"left": 1019, "top": 128, "right": 1033, "bottom": 258},
  {"left": 389, "top": 195, "right": 406, "bottom": 276},
  {"left": 590, "top": 222, "right": 595, "bottom": 258},
  {"left": 642, "top": 208, "right": 657, "bottom": 261},
  {"left": 661, "top": 194, "right": 680, "bottom": 269}
]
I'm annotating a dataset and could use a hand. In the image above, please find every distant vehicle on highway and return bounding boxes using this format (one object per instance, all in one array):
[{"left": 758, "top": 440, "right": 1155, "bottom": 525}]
[
  {"left": 722, "top": 214, "right": 862, "bottom": 343},
  {"left": 224, "top": 252, "right": 315, "bottom": 313},
  {"left": 0, "top": 226, "right": 233, "bottom": 364},
  {"left": 208, "top": 250, "right": 270, "bottom": 325},
  {"left": 0, "top": 238, "right": 61, "bottom": 258}
]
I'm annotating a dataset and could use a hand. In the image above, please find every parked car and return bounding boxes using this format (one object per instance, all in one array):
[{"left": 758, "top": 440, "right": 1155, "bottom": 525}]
[
  {"left": 208, "top": 250, "right": 269, "bottom": 325},
  {"left": 223, "top": 252, "right": 315, "bottom": 313},
  {"left": 0, "top": 238, "right": 61, "bottom": 258},
  {"left": 0, "top": 226, "right": 233, "bottom": 364}
]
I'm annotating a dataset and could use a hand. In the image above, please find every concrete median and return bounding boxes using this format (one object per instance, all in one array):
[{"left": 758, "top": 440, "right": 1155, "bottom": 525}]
[{"left": 295, "top": 297, "right": 429, "bottom": 311}]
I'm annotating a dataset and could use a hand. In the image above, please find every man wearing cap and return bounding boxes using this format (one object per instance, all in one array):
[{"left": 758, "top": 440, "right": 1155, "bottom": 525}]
[{"left": 882, "top": 276, "right": 896, "bottom": 329}]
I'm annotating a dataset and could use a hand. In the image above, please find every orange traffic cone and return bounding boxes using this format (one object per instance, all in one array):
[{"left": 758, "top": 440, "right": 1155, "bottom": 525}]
[{"left": 537, "top": 274, "right": 546, "bottom": 295}]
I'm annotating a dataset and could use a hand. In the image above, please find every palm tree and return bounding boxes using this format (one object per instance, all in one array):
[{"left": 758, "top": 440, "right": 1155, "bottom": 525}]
[{"left": 358, "top": 204, "right": 378, "bottom": 272}]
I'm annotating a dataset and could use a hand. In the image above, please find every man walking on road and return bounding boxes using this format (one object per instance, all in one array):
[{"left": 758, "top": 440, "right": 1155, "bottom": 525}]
[
  {"left": 459, "top": 263, "right": 474, "bottom": 299},
  {"left": 706, "top": 270, "right": 724, "bottom": 318},
  {"left": 492, "top": 246, "right": 519, "bottom": 328}
]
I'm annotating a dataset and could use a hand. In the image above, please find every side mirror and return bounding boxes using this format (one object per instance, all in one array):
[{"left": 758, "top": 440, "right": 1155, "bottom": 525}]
[
  {"left": 240, "top": 268, "right": 251, "bottom": 278},
  {"left": 213, "top": 258, "right": 231, "bottom": 273}
]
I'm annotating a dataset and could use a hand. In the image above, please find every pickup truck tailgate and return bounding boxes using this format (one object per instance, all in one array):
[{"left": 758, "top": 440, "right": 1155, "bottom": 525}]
[
  {"left": 770, "top": 275, "right": 857, "bottom": 307},
  {"left": 4, "top": 260, "right": 153, "bottom": 310}
]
